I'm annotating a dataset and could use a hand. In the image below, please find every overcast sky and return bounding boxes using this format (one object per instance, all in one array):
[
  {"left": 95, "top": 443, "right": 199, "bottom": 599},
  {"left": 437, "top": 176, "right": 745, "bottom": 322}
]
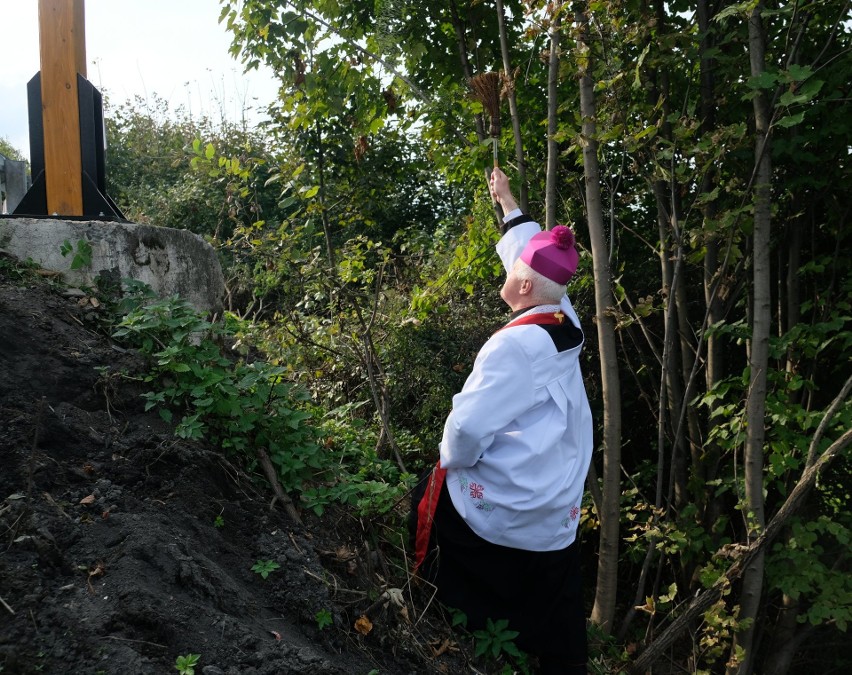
[{"left": 1, "top": 0, "right": 280, "bottom": 159}]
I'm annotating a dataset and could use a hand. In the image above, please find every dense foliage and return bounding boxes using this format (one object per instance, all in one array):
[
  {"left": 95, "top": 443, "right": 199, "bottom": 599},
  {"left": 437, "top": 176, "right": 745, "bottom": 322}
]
[
  {"left": 0, "top": 136, "right": 26, "bottom": 162},
  {"left": 98, "top": 1, "right": 851, "bottom": 672}
]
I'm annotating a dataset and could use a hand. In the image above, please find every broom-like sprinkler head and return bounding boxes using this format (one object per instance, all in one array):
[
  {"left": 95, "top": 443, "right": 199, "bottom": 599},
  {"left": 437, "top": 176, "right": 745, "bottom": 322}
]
[{"left": 469, "top": 71, "right": 504, "bottom": 167}]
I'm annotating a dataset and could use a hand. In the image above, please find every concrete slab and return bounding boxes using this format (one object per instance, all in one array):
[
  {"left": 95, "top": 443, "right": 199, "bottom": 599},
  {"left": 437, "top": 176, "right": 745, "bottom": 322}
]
[{"left": 0, "top": 218, "right": 224, "bottom": 313}]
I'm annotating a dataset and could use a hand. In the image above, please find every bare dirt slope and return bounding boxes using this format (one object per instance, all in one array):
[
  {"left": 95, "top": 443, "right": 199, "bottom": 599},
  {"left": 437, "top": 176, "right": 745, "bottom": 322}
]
[{"left": 0, "top": 259, "right": 451, "bottom": 675}]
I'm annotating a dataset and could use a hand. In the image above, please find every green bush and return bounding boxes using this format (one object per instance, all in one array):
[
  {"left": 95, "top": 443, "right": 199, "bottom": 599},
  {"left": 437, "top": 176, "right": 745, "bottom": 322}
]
[
  {"left": 112, "top": 284, "right": 322, "bottom": 493},
  {"left": 301, "top": 403, "right": 416, "bottom": 517}
]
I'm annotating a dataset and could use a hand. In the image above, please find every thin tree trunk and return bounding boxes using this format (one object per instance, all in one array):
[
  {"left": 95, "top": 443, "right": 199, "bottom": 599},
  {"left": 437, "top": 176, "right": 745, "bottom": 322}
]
[
  {"left": 762, "top": 593, "right": 816, "bottom": 675},
  {"left": 729, "top": 5, "right": 772, "bottom": 672},
  {"left": 626, "top": 5, "right": 695, "bottom": 628},
  {"left": 351, "top": 267, "right": 408, "bottom": 473},
  {"left": 545, "top": 2, "right": 562, "bottom": 230},
  {"left": 576, "top": 4, "right": 623, "bottom": 634},
  {"left": 698, "top": 0, "right": 724, "bottom": 530},
  {"left": 448, "top": 0, "right": 487, "bottom": 143},
  {"left": 784, "top": 209, "right": 802, "bottom": 378},
  {"left": 648, "top": 0, "right": 698, "bottom": 511},
  {"left": 781, "top": 14, "right": 806, "bottom": 375},
  {"left": 448, "top": 0, "right": 503, "bottom": 219},
  {"left": 495, "top": 0, "right": 528, "bottom": 211},
  {"left": 653, "top": 180, "right": 689, "bottom": 510},
  {"left": 313, "top": 119, "right": 336, "bottom": 270}
]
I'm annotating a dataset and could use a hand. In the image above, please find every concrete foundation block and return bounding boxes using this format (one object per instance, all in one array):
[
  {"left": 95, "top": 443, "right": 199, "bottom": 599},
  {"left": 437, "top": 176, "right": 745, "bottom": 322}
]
[{"left": 0, "top": 218, "right": 224, "bottom": 313}]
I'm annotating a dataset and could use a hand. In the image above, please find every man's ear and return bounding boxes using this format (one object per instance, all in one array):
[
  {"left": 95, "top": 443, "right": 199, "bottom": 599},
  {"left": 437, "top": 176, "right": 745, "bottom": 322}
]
[{"left": 519, "top": 278, "right": 533, "bottom": 296}]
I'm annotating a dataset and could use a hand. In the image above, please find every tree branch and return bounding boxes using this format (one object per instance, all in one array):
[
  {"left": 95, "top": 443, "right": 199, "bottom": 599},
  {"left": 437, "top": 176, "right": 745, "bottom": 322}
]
[{"left": 631, "top": 425, "right": 852, "bottom": 673}]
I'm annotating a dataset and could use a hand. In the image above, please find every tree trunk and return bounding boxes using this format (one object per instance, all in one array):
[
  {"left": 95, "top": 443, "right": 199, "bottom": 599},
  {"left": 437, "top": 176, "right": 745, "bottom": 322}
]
[
  {"left": 762, "top": 593, "right": 816, "bottom": 675},
  {"left": 545, "top": 2, "right": 562, "bottom": 230},
  {"left": 313, "top": 119, "right": 336, "bottom": 270},
  {"left": 448, "top": 0, "right": 503, "bottom": 219},
  {"left": 697, "top": 0, "right": 724, "bottom": 531},
  {"left": 785, "top": 214, "right": 802, "bottom": 374},
  {"left": 576, "top": 4, "right": 623, "bottom": 634},
  {"left": 448, "top": 0, "right": 487, "bottom": 143},
  {"left": 650, "top": 0, "right": 700, "bottom": 512},
  {"left": 495, "top": 0, "right": 528, "bottom": 211},
  {"left": 653, "top": 180, "right": 690, "bottom": 511},
  {"left": 729, "top": 5, "right": 772, "bottom": 672}
]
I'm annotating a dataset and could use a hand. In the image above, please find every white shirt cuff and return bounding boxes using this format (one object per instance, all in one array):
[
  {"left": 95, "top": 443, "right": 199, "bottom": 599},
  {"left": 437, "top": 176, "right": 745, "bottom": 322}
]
[{"left": 502, "top": 208, "right": 523, "bottom": 223}]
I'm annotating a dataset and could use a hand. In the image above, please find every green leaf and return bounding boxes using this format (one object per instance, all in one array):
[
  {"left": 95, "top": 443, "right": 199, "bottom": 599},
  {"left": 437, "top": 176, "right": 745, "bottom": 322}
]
[
  {"left": 779, "top": 79, "right": 824, "bottom": 106},
  {"left": 633, "top": 125, "right": 657, "bottom": 142},
  {"left": 786, "top": 64, "right": 813, "bottom": 81},
  {"left": 714, "top": 1, "right": 759, "bottom": 23},
  {"left": 205, "top": 142, "right": 215, "bottom": 159},
  {"left": 748, "top": 70, "right": 778, "bottom": 90},
  {"left": 502, "top": 641, "right": 521, "bottom": 657},
  {"left": 775, "top": 112, "right": 805, "bottom": 129},
  {"left": 633, "top": 44, "right": 650, "bottom": 89}
]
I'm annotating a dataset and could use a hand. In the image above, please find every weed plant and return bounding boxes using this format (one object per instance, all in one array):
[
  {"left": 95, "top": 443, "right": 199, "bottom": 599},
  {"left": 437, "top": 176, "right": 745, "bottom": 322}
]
[
  {"left": 251, "top": 560, "right": 280, "bottom": 579},
  {"left": 174, "top": 653, "right": 200, "bottom": 674},
  {"left": 112, "top": 282, "right": 321, "bottom": 493},
  {"left": 111, "top": 281, "right": 415, "bottom": 516}
]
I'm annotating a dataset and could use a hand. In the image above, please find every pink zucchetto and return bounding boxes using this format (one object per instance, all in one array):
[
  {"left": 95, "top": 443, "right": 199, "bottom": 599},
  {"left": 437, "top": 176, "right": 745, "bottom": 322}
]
[{"left": 519, "top": 225, "right": 578, "bottom": 284}]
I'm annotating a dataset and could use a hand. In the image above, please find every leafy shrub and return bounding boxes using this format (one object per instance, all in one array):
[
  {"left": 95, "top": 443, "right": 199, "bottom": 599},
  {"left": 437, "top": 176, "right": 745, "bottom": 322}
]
[
  {"left": 112, "top": 284, "right": 323, "bottom": 493},
  {"left": 301, "top": 403, "right": 416, "bottom": 517}
]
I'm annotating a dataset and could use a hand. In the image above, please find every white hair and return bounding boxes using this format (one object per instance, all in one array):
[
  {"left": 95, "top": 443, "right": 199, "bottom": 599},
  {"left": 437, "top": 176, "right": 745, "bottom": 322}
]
[{"left": 512, "top": 259, "right": 566, "bottom": 304}]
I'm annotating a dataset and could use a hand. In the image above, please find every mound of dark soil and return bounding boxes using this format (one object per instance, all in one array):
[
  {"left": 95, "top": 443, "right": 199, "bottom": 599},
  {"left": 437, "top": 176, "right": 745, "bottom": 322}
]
[{"left": 0, "top": 262, "right": 457, "bottom": 675}]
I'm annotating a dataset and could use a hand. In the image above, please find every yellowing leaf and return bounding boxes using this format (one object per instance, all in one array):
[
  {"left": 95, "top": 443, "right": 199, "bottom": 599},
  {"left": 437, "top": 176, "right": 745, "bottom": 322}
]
[{"left": 354, "top": 615, "right": 373, "bottom": 635}]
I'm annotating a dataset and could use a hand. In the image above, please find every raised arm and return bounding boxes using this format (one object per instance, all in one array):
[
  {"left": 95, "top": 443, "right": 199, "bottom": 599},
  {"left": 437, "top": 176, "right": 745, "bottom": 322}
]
[{"left": 490, "top": 167, "right": 519, "bottom": 215}]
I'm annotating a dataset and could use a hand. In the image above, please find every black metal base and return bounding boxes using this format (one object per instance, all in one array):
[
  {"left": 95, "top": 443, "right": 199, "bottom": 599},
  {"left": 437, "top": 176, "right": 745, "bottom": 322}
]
[{"left": 11, "top": 72, "right": 125, "bottom": 221}]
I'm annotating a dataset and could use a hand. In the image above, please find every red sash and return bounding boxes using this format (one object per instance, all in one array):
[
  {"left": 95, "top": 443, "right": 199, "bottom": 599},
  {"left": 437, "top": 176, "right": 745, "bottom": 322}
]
[
  {"left": 413, "top": 309, "right": 566, "bottom": 572},
  {"left": 414, "top": 463, "right": 447, "bottom": 572}
]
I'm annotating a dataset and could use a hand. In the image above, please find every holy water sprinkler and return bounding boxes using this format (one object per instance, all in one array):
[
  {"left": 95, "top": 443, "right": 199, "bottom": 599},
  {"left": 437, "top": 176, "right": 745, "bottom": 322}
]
[{"left": 469, "top": 72, "right": 504, "bottom": 168}]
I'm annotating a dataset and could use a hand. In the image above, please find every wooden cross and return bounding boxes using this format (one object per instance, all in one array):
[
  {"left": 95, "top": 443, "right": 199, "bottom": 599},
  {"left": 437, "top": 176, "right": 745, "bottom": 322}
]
[{"left": 38, "top": 0, "right": 86, "bottom": 215}]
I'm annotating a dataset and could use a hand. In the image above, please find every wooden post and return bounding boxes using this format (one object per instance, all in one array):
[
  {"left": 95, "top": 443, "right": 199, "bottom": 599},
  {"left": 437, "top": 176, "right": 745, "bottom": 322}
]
[{"left": 38, "top": 0, "right": 86, "bottom": 216}]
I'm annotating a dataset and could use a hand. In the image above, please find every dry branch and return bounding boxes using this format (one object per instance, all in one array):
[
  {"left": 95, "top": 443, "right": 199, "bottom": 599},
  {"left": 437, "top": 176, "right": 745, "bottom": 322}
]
[
  {"left": 0, "top": 595, "right": 14, "bottom": 615},
  {"left": 630, "top": 426, "right": 852, "bottom": 673},
  {"left": 256, "top": 447, "right": 303, "bottom": 525}
]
